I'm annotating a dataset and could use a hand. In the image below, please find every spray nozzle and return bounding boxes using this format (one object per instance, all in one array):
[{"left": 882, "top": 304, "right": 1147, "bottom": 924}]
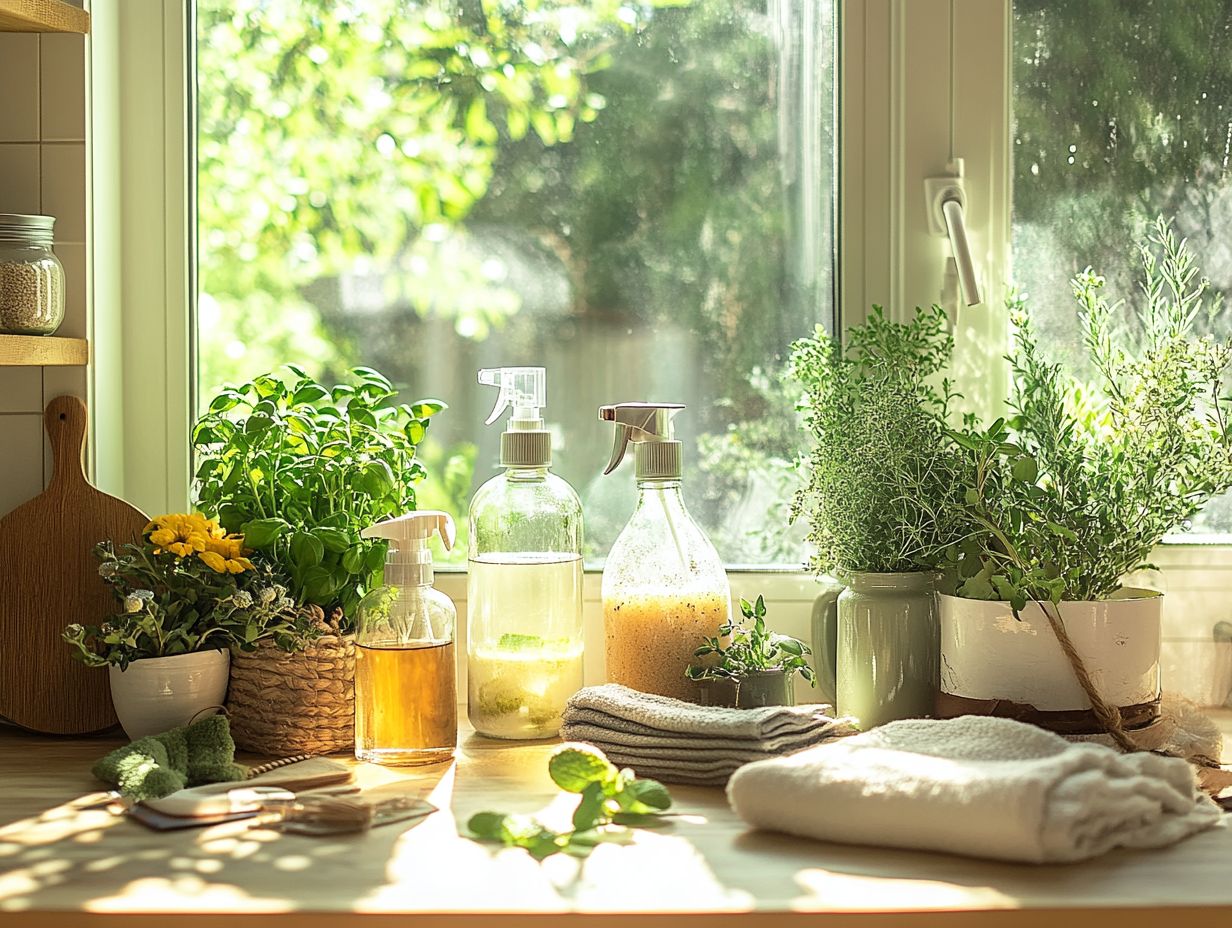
[
  {"left": 362, "top": 510, "right": 456, "bottom": 552},
  {"left": 479, "top": 367, "right": 546, "bottom": 428},
  {"left": 599, "top": 403, "right": 685, "bottom": 475}
]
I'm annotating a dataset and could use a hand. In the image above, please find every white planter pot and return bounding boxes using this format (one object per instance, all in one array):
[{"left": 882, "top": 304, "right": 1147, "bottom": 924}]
[
  {"left": 937, "top": 589, "right": 1162, "bottom": 733},
  {"left": 108, "top": 649, "right": 230, "bottom": 740}
]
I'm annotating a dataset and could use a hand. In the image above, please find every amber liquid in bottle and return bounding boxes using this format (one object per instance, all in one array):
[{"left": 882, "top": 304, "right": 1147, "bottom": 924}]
[{"left": 354, "top": 641, "right": 457, "bottom": 765}]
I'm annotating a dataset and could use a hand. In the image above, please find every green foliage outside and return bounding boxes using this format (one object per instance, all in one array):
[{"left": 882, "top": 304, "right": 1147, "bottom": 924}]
[
  {"left": 196, "top": 0, "right": 828, "bottom": 566},
  {"left": 1014, "top": 0, "right": 1232, "bottom": 532}
]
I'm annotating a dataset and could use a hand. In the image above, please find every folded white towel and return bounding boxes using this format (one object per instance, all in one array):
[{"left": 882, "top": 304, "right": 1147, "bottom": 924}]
[{"left": 727, "top": 715, "right": 1221, "bottom": 863}]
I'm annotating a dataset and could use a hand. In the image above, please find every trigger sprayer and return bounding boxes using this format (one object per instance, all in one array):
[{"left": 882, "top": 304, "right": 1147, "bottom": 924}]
[
  {"left": 599, "top": 402, "right": 688, "bottom": 568},
  {"left": 599, "top": 402, "right": 686, "bottom": 479},
  {"left": 479, "top": 367, "right": 551, "bottom": 468}
]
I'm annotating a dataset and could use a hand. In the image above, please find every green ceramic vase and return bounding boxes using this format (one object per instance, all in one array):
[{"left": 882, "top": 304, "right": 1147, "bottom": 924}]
[{"left": 836, "top": 571, "right": 938, "bottom": 729}]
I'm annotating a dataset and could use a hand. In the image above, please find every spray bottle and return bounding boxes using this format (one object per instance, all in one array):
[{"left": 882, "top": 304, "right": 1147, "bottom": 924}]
[
  {"left": 354, "top": 511, "right": 457, "bottom": 766},
  {"left": 598, "top": 403, "right": 731, "bottom": 701},
  {"left": 467, "top": 367, "right": 584, "bottom": 739}
]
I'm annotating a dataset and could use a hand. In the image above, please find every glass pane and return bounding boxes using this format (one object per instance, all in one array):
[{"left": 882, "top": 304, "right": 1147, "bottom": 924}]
[
  {"left": 1012, "top": 0, "right": 1232, "bottom": 537},
  {"left": 195, "top": 0, "right": 836, "bottom": 567}
]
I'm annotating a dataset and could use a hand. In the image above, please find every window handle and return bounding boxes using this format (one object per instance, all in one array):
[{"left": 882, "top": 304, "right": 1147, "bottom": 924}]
[
  {"left": 925, "top": 159, "right": 982, "bottom": 307},
  {"left": 940, "top": 196, "right": 981, "bottom": 306}
]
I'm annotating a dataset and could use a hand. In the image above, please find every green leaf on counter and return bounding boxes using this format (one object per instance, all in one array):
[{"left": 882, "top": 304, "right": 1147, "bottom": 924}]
[{"left": 548, "top": 746, "right": 614, "bottom": 793}]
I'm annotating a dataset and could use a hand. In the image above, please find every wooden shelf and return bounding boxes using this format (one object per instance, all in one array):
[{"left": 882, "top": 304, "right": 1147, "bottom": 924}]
[
  {"left": 0, "top": 334, "right": 88, "bottom": 366},
  {"left": 0, "top": 0, "right": 89, "bottom": 34}
]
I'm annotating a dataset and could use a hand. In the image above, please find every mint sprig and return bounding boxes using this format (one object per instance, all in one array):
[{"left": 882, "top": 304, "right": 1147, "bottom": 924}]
[{"left": 463, "top": 745, "right": 673, "bottom": 860}]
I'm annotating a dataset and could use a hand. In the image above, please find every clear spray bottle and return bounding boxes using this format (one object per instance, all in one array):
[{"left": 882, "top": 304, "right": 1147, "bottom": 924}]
[
  {"left": 354, "top": 511, "right": 458, "bottom": 766},
  {"left": 599, "top": 403, "right": 731, "bottom": 701},
  {"left": 467, "top": 367, "right": 584, "bottom": 740}
]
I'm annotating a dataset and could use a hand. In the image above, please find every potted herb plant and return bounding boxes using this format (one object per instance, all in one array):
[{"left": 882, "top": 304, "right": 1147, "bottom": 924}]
[
  {"left": 789, "top": 306, "right": 970, "bottom": 728},
  {"left": 686, "top": 595, "right": 815, "bottom": 708},
  {"left": 193, "top": 366, "right": 444, "bottom": 754},
  {"left": 63, "top": 513, "right": 310, "bottom": 740},
  {"left": 939, "top": 220, "right": 1232, "bottom": 745}
]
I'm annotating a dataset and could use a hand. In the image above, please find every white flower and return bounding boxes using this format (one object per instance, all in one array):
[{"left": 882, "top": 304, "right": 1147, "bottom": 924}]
[
  {"left": 259, "top": 587, "right": 277, "bottom": 605},
  {"left": 123, "top": 590, "right": 154, "bottom": 613},
  {"left": 98, "top": 562, "right": 118, "bottom": 579},
  {"left": 231, "top": 590, "right": 253, "bottom": 609}
]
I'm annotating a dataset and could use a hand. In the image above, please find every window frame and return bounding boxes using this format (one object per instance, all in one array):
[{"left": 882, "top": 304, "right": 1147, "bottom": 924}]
[{"left": 93, "top": 0, "right": 1232, "bottom": 594}]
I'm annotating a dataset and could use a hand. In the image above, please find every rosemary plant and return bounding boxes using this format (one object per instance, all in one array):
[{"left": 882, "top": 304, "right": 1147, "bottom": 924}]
[
  {"left": 945, "top": 218, "right": 1232, "bottom": 606},
  {"left": 789, "top": 305, "right": 971, "bottom": 576}
]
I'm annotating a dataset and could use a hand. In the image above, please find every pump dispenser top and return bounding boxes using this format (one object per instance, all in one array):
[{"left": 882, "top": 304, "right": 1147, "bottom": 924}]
[
  {"left": 354, "top": 510, "right": 459, "bottom": 766},
  {"left": 361, "top": 510, "right": 455, "bottom": 587},
  {"left": 599, "top": 402, "right": 686, "bottom": 479},
  {"left": 479, "top": 367, "right": 550, "bottom": 467}
]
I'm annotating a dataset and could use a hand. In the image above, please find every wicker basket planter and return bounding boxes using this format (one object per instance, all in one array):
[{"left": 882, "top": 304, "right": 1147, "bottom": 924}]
[{"left": 225, "top": 607, "right": 355, "bottom": 756}]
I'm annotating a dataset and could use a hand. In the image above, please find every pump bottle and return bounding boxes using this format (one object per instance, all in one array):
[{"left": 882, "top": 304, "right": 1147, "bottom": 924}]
[
  {"left": 354, "top": 511, "right": 458, "bottom": 766},
  {"left": 467, "top": 367, "right": 584, "bottom": 739},
  {"left": 599, "top": 403, "right": 731, "bottom": 701}
]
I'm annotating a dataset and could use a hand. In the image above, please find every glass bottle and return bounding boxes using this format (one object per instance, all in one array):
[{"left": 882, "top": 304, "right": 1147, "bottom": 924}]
[
  {"left": 599, "top": 403, "right": 731, "bottom": 701},
  {"left": 354, "top": 511, "right": 458, "bottom": 765},
  {"left": 467, "top": 367, "right": 584, "bottom": 739}
]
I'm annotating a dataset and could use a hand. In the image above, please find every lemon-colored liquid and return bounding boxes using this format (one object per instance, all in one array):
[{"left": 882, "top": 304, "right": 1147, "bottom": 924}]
[
  {"left": 466, "top": 554, "right": 584, "bottom": 739},
  {"left": 468, "top": 645, "right": 584, "bottom": 739},
  {"left": 604, "top": 591, "right": 730, "bottom": 702},
  {"left": 355, "top": 641, "right": 457, "bottom": 765}
]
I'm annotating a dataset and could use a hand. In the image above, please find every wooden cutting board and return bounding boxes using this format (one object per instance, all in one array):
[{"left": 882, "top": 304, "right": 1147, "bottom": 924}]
[{"left": 0, "top": 395, "right": 148, "bottom": 733}]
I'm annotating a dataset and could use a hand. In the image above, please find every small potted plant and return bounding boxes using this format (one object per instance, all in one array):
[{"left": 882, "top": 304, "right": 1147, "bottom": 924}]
[
  {"left": 939, "top": 220, "right": 1232, "bottom": 745},
  {"left": 789, "top": 306, "right": 970, "bottom": 728},
  {"left": 63, "top": 513, "right": 310, "bottom": 740},
  {"left": 193, "top": 365, "right": 444, "bottom": 754},
  {"left": 686, "top": 595, "right": 816, "bottom": 708}
]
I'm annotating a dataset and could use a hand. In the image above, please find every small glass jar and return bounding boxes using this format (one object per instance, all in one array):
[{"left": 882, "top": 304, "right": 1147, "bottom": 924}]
[{"left": 0, "top": 214, "right": 65, "bottom": 335}]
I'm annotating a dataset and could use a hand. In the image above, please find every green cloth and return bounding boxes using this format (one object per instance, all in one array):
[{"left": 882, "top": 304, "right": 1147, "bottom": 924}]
[{"left": 93, "top": 715, "right": 246, "bottom": 801}]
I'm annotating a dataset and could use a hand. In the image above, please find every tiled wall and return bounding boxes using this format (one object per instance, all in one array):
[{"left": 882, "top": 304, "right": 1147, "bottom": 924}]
[{"left": 0, "top": 27, "right": 90, "bottom": 518}]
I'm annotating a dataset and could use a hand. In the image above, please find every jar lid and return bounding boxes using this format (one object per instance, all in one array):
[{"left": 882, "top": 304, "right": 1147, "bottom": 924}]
[{"left": 0, "top": 213, "right": 55, "bottom": 246}]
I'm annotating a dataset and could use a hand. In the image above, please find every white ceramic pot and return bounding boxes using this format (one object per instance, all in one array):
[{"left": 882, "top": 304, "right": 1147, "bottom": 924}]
[
  {"left": 108, "top": 649, "right": 230, "bottom": 740},
  {"left": 937, "top": 589, "right": 1162, "bottom": 733}
]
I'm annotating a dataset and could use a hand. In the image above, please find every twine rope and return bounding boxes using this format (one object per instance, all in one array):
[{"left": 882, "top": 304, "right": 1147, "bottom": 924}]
[{"left": 1038, "top": 598, "right": 1140, "bottom": 753}]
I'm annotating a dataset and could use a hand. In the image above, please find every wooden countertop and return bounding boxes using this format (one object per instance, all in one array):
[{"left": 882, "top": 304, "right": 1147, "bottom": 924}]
[{"left": 0, "top": 717, "right": 1229, "bottom": 928}]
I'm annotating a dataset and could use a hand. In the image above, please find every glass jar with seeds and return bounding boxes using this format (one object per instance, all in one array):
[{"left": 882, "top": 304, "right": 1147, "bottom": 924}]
[{"left": 0, "top": 214, "right": 65, "bottom": 335}]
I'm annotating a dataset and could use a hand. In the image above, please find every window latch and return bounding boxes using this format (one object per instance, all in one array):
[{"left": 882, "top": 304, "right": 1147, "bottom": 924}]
[{"left": 925, "top": 159, "right": 982, "bottom": 307}]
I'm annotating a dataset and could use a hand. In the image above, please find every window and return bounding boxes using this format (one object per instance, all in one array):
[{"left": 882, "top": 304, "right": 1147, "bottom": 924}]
[
  {"left": 194, "top": 0, "right": 837, "bottom": 567},
  {"left": 1012, "top": 0, "right": 1232, "bottom": 537}
]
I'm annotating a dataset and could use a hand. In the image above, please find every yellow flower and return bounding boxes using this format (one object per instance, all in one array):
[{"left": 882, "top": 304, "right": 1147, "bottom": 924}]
[
  {"left": 146, "top": 513, "right": 221, "bottom": 558},
  {"left": 199, "top": 533, "right": 254, "bottom": 574}
]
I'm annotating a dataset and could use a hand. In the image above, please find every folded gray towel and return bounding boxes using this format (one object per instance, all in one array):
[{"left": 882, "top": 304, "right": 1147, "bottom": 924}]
[
  {"left": 599, "top": 761, "right": 735, "bottom": 787},
  {"left": 564, "top": 684, "right": 843, "bottom": 739},
  {"left": 559, "top": 720, "right": 845, "bottom": 755},
  {"left": 562, "top": 684, "right": 857, "bottom": 786}
]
